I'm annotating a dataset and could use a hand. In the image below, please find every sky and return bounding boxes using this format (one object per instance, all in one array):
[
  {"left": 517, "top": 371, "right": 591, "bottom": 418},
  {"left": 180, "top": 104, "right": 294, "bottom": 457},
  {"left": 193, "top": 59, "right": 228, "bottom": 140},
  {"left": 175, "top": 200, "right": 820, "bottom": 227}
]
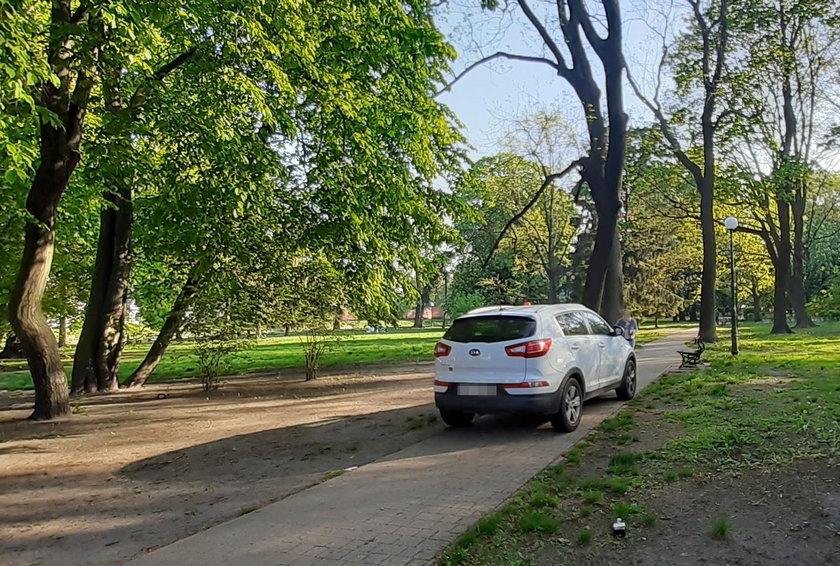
[
  {"left": 432, "top": 2, "right": 840, "bottom": 174},
  {"left": 433, "top": 1, "right": 667, "bottom": 159}
]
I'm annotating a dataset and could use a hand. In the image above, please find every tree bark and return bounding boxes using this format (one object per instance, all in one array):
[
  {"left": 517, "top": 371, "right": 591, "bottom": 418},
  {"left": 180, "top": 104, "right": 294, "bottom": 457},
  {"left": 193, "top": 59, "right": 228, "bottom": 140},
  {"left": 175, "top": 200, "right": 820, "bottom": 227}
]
[
  {"left": 697, "top": 178, "right": 718, "bottom": 343},
  {"left": 771, "top": 199, "right": 794, "bottom": 334},
  {"left": 601, "top": 229, "right": 624, "bottom": 323},
  {"left": 413, "top": 285, "right": 431, "bottom": 329},
  {"left": 790, "top": 185, "right": 814, "bottom": 328},
  {"left": 583, "top": 191, "right": 619, "bottom": 314},
  {"left": 547, "top": 252, "right": 560, "bottom": 304},
  {"left": 10, "top": 176, "right": 73, "bottom": 420},
  {"left": 7, "top": 2, "right": 98, "bottom": 419},
  {"left": 58, "top": 314, "right": 67, "bottom": 348},
  {"left": 0, "top": 333, "right": 24, "bottom": 359},
  {"left": 96, "top": 186, "right": 132, "bottom": 391},
  {"left": 71, "top": 186, "right": 132, "bottom": 393},
  {"left": 750, "top": 279, "right": 762, "bottom": 323},
  {"left": 123, "top": 269, "right": 200, "bottom": 388},
  {"left": 72, "top": 199, "right": 115, "bottom": 393}
]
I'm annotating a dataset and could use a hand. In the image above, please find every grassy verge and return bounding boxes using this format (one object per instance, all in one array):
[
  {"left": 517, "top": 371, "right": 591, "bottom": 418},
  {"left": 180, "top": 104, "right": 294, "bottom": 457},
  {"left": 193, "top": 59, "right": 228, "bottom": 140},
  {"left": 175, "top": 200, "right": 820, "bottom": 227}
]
[
  {"left": 0, "top": 326, "right": 678, "bottom": 392},
  {"left": 0, "top": 328, "right": 444, "bottom": 391},
  {"left": 438, "top": 322, "right": 840, "bottom": 565}
]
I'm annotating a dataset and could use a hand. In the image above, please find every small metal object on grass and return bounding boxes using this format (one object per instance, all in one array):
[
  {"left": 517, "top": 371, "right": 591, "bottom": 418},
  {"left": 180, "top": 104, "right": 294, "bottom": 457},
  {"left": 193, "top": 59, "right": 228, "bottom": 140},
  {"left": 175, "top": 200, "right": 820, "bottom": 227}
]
[{"left": 612, "top": 518, "right": 627, "bottom": 537}]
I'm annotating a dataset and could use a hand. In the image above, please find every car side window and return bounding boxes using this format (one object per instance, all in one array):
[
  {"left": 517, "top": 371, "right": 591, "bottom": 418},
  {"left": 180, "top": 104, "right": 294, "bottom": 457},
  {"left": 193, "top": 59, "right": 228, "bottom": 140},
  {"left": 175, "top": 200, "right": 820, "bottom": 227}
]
[
  {"left": 583, "top": 312, "right": 612, "bottom": 335},
  {"left": 557, "top": 312, "right": 589, "bottom": 336}
]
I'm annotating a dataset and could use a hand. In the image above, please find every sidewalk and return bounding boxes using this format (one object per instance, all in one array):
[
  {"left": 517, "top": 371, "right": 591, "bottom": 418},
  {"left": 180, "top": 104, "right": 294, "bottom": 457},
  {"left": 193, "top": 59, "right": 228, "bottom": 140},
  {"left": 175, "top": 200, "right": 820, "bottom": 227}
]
[{"left": 127, "top": 329, "right": 695, "bottom": 566}]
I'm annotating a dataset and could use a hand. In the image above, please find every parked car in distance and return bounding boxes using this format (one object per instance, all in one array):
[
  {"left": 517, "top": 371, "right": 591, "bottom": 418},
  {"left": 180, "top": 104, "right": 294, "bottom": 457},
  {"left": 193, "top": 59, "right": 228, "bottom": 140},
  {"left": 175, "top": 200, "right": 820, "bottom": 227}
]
[{"left": 433, "top": 304, "right": 636, "bottom": 432}]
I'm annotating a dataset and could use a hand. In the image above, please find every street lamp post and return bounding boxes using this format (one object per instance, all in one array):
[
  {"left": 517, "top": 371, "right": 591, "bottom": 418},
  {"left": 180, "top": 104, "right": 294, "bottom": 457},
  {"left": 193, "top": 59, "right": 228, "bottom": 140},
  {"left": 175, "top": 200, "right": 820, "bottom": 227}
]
[
  {"left": 724, "top": 216, "right": 739, "bottom": 355},
  {"left": 442, "top": 268, "right": 450, "bottom": 329}
]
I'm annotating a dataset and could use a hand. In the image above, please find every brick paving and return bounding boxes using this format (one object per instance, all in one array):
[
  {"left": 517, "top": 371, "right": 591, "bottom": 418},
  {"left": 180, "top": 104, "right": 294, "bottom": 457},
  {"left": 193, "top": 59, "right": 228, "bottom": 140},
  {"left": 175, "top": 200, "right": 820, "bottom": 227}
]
[{"left": 126, "top": 330, "right": 694, "bottom": 566}]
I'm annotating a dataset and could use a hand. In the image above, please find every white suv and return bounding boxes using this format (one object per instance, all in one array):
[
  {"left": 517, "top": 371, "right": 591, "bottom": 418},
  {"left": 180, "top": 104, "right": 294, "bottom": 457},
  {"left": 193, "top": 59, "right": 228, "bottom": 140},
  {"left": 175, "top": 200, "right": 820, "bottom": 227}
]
[{"left": 433, "top": 304, "right": 636, "bottom": 432}]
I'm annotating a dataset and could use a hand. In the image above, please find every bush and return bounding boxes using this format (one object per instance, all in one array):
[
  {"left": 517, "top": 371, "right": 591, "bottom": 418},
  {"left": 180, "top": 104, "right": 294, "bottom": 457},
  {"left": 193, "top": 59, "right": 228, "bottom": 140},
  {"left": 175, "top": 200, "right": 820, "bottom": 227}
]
[
  {"left": 299, "top": 329, "right": 339, "bottom": 380},
  {"left": 194, "top": 334, "right": 249, "bottom": 391},
  {"left": 808, "top": 278, "right": 840, "bottom": 320},
  {"left": 124, "top": 321, "right": 158, "bottom": 343},
  {"left": 449, "top": 292, "right": 485, "bottom": 319}
]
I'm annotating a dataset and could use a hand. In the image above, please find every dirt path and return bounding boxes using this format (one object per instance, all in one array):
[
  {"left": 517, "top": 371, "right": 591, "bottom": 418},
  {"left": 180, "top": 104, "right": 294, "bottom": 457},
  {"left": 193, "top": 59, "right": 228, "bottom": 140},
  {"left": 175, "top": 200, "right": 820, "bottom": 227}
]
[
  {"left": 0, "top": 364, "right": 442, "bottom": 566},
  {"left": 124, "top": 330, "right": 696, "bottom": 566}
]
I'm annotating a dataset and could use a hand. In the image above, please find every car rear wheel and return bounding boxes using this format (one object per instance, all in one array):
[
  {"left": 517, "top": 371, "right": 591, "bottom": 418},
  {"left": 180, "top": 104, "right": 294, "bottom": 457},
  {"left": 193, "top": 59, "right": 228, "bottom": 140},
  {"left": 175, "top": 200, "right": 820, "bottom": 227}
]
[
  {"left": 616, "top": 358, "right": 637, "bottom": 400},
  {"left": 550, "top": 377, "right": 582, "bottom": 432},
  {"left": 440, "top": 410, "right": 474, "bottom": 427}
]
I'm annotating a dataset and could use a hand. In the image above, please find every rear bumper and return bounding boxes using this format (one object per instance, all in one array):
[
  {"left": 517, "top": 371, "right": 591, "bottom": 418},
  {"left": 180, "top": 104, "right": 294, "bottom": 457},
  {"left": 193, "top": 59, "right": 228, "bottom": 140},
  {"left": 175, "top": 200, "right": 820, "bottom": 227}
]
[{"left": 435, "top": 386, "right": 560, "bottom": 415}]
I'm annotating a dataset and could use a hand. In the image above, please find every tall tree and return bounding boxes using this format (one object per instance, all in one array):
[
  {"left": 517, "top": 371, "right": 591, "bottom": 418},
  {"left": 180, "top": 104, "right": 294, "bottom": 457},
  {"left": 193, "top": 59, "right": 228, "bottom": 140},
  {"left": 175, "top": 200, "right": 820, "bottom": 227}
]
[
  {"left": 122, "top": 0, "right": 467, "bottom": 386},
  {"left": 622, "top": 129, "right": 702, "bottom": 325},
  {"left": 4, "top": 1, "right": 101, "bottom": 418},
  {"left": 725, "top": 0, "right": 839, "bottom": 332},
  {"left": 628, "top": 0, "right": 733, "bottom": 343},
  {"left": 442, "top": 0, "right": 628, "bottom": 321}
]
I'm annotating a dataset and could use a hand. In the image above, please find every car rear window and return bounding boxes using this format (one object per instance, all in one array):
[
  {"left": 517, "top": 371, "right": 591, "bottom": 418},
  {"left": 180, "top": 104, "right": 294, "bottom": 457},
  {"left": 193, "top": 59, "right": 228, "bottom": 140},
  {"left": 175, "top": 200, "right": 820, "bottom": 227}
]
[{"left": 443, "top": 315, "right": 536, "bottom": 343}]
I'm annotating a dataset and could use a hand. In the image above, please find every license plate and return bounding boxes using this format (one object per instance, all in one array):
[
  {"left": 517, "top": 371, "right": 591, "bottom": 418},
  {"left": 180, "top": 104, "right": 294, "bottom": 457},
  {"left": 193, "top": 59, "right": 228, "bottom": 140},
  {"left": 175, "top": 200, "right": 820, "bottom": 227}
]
[{"left": 458, "top": 384, "right": 496, "bottom": 396}]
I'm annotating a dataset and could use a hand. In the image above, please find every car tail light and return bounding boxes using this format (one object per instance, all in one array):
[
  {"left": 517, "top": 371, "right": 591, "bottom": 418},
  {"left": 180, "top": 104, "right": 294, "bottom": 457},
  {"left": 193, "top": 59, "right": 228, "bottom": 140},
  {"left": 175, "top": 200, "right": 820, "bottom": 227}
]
[
  {"left": 503, "top": 381, "right": 550, "bottom": 389},
  {"left": 434, "top": 380, "right": 453, "bottom": 387},
  {"left": 434, "top": 342, "right": 452, "bottom": 358},
  {"left": 505, "top": 338, "right": 552, "bottom": 358}
]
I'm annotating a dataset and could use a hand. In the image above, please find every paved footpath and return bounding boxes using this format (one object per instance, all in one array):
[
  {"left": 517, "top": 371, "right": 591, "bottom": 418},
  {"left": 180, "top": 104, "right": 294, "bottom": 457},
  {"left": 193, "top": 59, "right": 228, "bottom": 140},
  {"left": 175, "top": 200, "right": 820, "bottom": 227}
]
[{"left": 128, "top": 329, "right": 696, "bottom": 566}]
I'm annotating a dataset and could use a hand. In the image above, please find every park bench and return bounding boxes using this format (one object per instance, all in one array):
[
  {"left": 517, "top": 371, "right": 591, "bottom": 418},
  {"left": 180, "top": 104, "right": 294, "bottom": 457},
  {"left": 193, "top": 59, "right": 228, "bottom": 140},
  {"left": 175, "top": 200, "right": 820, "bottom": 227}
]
[{"left": 678, "top": 338, "right": 705, "bottom": 368}]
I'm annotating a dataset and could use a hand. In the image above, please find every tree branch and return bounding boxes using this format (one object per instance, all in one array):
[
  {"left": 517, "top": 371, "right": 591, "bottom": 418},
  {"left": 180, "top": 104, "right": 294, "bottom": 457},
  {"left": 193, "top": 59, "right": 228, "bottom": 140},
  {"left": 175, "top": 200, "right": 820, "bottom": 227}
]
[
  {"left": 154, "top": 47, "right": 199, "bottom": 81},
  {"left": 569, "top": 0, "right": 606, "bottom": 58},
  {"left": 70, "top": 2, "right": 90, "bottom": 23},
  {"left": 710, "top": 0, "right": 729, "bottom": 88},
  {"left": 129, "top": 47, "right": 199, "bottom": 109},
  {"left": 518, "top": 0, "right": 569, "bottom": 71},
  {"left": 625, "top": 65, "right": 703, "bottom": 183},
  {"left": 483, "top": 160, "right": 581, "bottom": 267},
  {"left": 435, "top": 51, "right": 560, "bottom": 97}
]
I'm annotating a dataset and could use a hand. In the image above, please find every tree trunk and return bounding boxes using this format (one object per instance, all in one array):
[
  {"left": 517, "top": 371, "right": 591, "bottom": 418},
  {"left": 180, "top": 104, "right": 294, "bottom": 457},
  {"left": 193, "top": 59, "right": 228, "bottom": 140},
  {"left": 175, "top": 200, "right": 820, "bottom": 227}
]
[
  {"left": 751, "top": 280, "right": 762, "bottom": 323},
  {"left": 0, "top": 333, "right": 24, "bottom": 359},
  {"left": 72, "top": 199, "right": 115, "bottom": 393},
  {"left": 8, "top": 109, "right": 88, "bottom": 419},
  {"left": 600, "top": 230, "right": 624, "bottom": 324},
  {"left": 58, "top": 314, "right": 67, "bottom": 348},
  {"left": 583, "top": 188, "right": 621, "bottom": 315},
  {"left": 413, "top": 285, "right": 431, "bottom": 329},
  {"left": 790, "top": 185, "right": 814, "bottom": 328},
  {"left": 771, "top": 265, "right": 792, "bottom": 334},
  {"left": 771, "top": 199, "right": 793, "bottom": 334},
  {"left": 97, "top": 186, "right": 132, "bottom": 391},
  {"left": 413, "top": 301, "right": 423, "bottom": 328},
  {"left": 10, "top": 202, "right": 72, "bottom": 420},
  {"left": 547, "top": 255, "right": 560, "bottom": 304},
  {"left": 697, "top": 180, "right": 718, "bottom": 343},
  {"left": 123, "top": 269, "right": 200, "bottom": 388},
  {"left": 71, "top": 186, "right": 133, "bottom": 393}
]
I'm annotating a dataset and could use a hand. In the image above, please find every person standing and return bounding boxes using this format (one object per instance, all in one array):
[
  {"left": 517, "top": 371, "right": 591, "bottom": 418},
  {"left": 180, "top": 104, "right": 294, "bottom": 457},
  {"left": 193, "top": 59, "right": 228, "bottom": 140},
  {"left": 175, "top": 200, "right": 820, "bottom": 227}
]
[{"left": 615, "top": 309, "right": 638, "bottom": 349}]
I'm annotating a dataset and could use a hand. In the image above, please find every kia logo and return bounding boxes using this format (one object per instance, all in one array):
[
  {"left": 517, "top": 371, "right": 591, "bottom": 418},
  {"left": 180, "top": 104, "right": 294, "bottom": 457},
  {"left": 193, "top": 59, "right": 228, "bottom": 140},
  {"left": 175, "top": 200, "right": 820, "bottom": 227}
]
[{"left": 469, "top": 349, "right": 481, "bottom": 357}]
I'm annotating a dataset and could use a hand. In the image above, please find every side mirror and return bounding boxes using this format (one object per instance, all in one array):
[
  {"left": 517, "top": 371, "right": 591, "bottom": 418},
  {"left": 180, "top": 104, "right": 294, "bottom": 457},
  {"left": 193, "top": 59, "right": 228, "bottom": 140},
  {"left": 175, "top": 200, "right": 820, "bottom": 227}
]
[{"left": 613, "top": 325, "right": 624, "bottom": 337}]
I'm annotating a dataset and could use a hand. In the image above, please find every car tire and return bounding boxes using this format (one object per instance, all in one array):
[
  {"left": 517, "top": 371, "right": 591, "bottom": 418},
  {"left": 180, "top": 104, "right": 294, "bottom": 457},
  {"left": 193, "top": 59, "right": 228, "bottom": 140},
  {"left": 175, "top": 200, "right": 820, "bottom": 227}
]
[
  {"left": 550, "top": 377, "right": 582, "bottom": 432},
  {"left": 440, "top": 410, "right": 474, "bottom": 427},
  {"left": 616, "top": 358, "right": 637, "bottom": 401}
]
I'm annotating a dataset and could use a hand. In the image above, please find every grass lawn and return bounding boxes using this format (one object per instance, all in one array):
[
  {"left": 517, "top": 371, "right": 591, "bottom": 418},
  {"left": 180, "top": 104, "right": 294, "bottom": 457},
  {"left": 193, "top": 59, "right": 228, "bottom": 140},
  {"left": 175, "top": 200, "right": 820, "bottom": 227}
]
[
  {"left": 0, "top": 326, "right": 674, "bottom": 392},
  {"left": 0, "top": 328, "right": 445, "bottom": 391},
  {"left": 438, "top": 322, "right": 840, "bottom": 565}
]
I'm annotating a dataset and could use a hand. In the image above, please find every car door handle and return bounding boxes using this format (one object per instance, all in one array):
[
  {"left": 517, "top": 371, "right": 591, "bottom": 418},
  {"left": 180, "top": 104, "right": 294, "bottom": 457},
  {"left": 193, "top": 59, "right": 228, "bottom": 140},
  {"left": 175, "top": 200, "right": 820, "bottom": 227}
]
[
  {"left": 598, "top": 343, "right": 606, "bottom": 348},
  {"left": 570, "top": 344, "right": 580, "bottom": 350}
]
